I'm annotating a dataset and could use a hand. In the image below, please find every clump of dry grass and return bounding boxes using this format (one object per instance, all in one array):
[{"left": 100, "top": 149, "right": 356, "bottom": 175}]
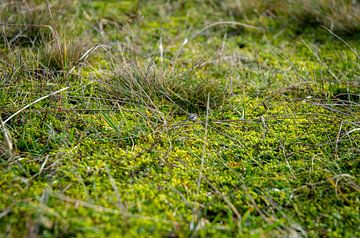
[
  {"left": 41, "top": 39, "right": 90, "bottom": 72},
  {"left": 102, "top": 61, "right": 229, "bottom": 112},
  {"left": 222, "top": 0, "right": 360, "bottom": 34},
  {"left": 0, "top": 1, "right": 50, "bottom": 46},
  {"left": 221, "top": 0, "right": 286, "bottom": 18},
  {"left": 0, "top": 0, "right": 73, "bottom": 46},
  {"left": 0, "top": 116, "right": 12, "bottom": 160},
  {"left": 0, "top": 0, "right": 92, "bottom": 75},
  {"left": 288, "top": 0, "right": 360, "bottom": 33}
]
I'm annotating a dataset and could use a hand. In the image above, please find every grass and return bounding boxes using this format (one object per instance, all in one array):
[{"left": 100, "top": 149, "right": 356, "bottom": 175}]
[
  {"left": 223, "top": 0, "right": 360, "bottom": 34},
  {"left": 0, "top": 0, "right": 359, "bottom": 237},
  {"left": 102, "top": 59, "right": 229, "bottom": 112}
]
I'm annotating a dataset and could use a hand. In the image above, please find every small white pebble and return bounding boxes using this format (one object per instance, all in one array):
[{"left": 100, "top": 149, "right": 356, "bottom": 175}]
[{"left": 188, "top": 113, "right": 198, "bottom": 121}]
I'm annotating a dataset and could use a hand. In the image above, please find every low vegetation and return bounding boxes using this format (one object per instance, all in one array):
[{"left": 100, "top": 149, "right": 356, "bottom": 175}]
[
  {"left": 0, "top": 0, "right": 359, "bottom": 237},
  {"left": 223, "top": 0, "right": 360, "bottom": 33}
]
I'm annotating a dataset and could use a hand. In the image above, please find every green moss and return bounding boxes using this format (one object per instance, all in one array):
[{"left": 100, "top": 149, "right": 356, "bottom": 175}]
[{"left": 1, "top": 1, "right": 359, "bottom": 237}]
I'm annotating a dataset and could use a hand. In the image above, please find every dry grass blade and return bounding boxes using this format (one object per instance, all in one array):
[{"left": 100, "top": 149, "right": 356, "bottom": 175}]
[
  {"left": 67, "top": 43, "right": 100, "bottom": 77},
  {"left": 301, "top": 39, "right": 340, "bottom": 83},
  {"left": 204, "top": 176, "right": 242, "bottom": 221},
  {"left": 322, "top": 26, "right": 360, "bottom": 59},
  {"left": 0, "top": 205, "right": 13, "bottom": 219},
  {"left": 0, "top": 23, "right": 60, "bottom": 48},
  {"left": 0, "top": 115, "right": 13, "bottom": 158},
  {"left": 1, "top": 1, "right": 359, "bottom": 236},
  {"left": 104, "top": 165, "right": 127, "bottom": 212},
  {"left": 197, "top": 92, "right": 210, "bottom": 192},
  {"left": 342, "top": 127, "right": 360, "bottom": 137},
  {"left": 191, "top": 21, "right": 262, "bottom": 39},
  {"left": 3, "top": 87, "right": 69, "bottom": 125},
  {"left": 170, "top": 21, "right": 261, "bottom": 72}
]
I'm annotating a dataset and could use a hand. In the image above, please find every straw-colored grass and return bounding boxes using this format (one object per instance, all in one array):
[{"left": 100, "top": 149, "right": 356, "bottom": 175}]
[{"left": 223, "top": 0, "right": 360, "bottom": 33}]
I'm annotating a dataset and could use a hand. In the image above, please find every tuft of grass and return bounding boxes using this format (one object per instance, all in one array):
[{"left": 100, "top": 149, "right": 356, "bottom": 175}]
[
  {"left": 288, "top": 0, "right": 360, "bottom": 34},
  {"left": 0, "top": 0, "right": 73, "bottom": 47},
  {"left": 222, "top": 0, "right": 360, "bottom": 34},
  {"left": 0, "top": 1, "right": 50, "bottom": 46},
  {"left": 0, "top": 1, "right": 359, "bottom": 237},
  {"left": 41, "top": 38, "right": 90, "bottom": 72},
  {"left": 103, "top": 61, "right": 229, "bottom": 112},
  {"left": 221, "top": 0, "right": 286, "bottom": 19}
]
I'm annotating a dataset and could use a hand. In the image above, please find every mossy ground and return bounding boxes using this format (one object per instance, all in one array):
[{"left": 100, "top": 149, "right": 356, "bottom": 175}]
[{"left": 0, "top": 1, "right": 359, "bottom": 237}]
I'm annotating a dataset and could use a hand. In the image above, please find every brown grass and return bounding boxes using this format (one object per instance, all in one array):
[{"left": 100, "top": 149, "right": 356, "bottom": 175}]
[
  {"left": 288, "top": 0, "right": 360, "bottom": 33},
  {"left": 41, "top": 39, "right": 90, "bottom": 71},
  {"left": 222, "top": 0, "right": 360, "bottom": 34}
]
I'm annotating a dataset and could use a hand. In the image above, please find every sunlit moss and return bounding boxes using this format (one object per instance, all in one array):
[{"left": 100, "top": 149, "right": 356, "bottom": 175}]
[{"left": 0, "top": 0, "right": 359, "bottom": 237}]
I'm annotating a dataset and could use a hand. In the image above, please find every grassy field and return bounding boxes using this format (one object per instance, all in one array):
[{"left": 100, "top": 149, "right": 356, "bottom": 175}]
[{"left": 0, "top": 0, "right": 359, "bottom": 237}]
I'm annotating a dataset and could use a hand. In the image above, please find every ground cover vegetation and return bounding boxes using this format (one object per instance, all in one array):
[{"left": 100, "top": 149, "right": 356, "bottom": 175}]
[{"left": 0, "top": 0, "right": 359, "bottom": 237}]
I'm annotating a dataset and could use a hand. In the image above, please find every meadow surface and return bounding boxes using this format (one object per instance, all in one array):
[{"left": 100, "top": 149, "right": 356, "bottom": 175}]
[{"left": 0, "top": 1, "right": 359, "bottom": 237}]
